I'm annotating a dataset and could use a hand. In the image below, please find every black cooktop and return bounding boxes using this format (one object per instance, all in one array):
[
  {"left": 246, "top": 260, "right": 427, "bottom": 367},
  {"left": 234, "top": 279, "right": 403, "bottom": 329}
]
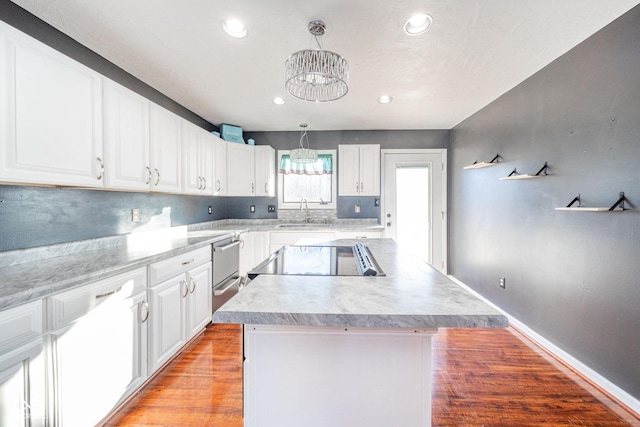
[{"left": 247, "top": 244, "right": 384, "bottom": 279}]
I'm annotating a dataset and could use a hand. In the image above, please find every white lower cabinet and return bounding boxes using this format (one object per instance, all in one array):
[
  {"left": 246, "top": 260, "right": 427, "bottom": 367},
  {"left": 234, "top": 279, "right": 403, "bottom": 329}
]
[
  {"left": 149, "top": 247, "right": 212, "bottom": 373},
  {"left": 239, "top": 231, "right": 271, "bottom": 276},
  {"left": 49, "top": 269, "right": 148, "bottom": 427},
  {"left": 0, "top": 300, "right": 45, "bottom": 427},
  {"left": 47, "top": 267, "right": 148, "bottom": 427}
]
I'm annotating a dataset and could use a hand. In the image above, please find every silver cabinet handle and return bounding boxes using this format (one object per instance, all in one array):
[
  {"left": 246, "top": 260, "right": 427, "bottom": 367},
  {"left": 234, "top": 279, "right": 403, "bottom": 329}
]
[
  {"left": 213, "top": 240, "right": 240, "bottom": 252},
  {"left": 360, "top": 182, "right": 364, "bottom": 192},
  {"left": 181, "top": 258, "right": 195, "bottom": 266},
  {"left": 265, "top": 182, "right": 268, "bottom": 194},
  {"left": 203, "top": 177, "right": 207, "bottom": 190},
  {"left": 139, "top": 301, "right": 150, "bottom": 323},
  {"left": 214, "top": 276, "right": 242, "bottom": 296},
  {"left": 95, "top": 286, "right": 122, "bottom": 299},
  {"left": 145, "top": 166, "right": 152, "bottom": 184},
  {"left": 154, "top": 168, "right": 161, "bottom": 186},
  {"left": 216, "top": 179, "right": 221, "bottom": 192},
  {"left": 181, "top": 279, "right": 188, "bottom": 298},
  {"left": 190, "top": 277, "right": 196, "bottom": 293},
  {"left": 355, "top": 182, "right": 359, "bottom": 192},
  {"left": 251, "top": 182, "right": 255, "bottom": 193},
  {"left": 96, "top": 157, "right": 104, "bottom": 180},
  {"left": 198, "top": 176, "right": 203, "bottom": 190}
]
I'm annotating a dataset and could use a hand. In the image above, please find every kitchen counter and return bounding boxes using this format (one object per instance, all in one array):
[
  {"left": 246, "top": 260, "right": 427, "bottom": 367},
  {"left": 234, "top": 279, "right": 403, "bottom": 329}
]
[
  {"left": 0, "top": 219, "right": 382, "bottom": 311},
  {"left": 213, "top": 238, "right": 507, "bottom": 329}
]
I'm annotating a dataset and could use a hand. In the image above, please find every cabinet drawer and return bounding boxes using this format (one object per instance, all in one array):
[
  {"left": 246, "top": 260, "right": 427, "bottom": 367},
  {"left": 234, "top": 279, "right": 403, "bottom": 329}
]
[
  {"left": 48, "top": 267, "right": 147, "bottom": 330},
  {"left": 149, "top": 246, "right": 211, "bottom": 286},
  {"left": 0, "top": 300, "right": 43, "bottom": 353}
]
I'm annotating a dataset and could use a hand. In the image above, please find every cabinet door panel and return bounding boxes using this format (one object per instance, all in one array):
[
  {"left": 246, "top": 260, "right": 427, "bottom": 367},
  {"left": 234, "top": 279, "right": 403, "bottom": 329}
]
[
  {"left": 338, "top": 145, "right": 360, "bottom": 196},
  {"left": 186, "top": 263, "right": 212, "bottom": 339},
  {"left": 254, "top": 145, "right": 275, "bottom": 196},
  {"left": 226, "top": 143, "right": 255, "bottom": 196},
  {"left": 149, "top": 277, "right": 185, "bottom": 372},
  {"left": 199, "top": 130, "right": 215, "bottom": 195},
  {"left": 181, "top": 120, "right": 202, "bottom": 194},
  {"left": 213, "top": 137, "right": 227, "bottom": 195},
  {"left": 358, "top": 144, "right": 380, "bottom": 196},
  {"left": 103, "top": 80, "right": 150, "bottom": 190},
  {"left": 150, "top": 104, "right": 181, "bottom": 193},
  {"left": 0, "top": 22, "right": 103, "bottom": 187}
]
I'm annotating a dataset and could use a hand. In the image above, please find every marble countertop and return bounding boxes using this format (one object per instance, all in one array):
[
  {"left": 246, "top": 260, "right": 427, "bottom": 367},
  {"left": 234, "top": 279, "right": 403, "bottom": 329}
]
[
  {"left": 0, "top": 219, "right": 382, "bottom": 311},
  {"left": 213, "top": 239, "right": 508, "bottom": 329}
]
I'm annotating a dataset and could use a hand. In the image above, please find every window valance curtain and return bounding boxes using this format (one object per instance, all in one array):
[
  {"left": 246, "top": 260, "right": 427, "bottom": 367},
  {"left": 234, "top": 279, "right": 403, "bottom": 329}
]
[{"left": 279, "top": 154, "right": 333, "bottom": 175}]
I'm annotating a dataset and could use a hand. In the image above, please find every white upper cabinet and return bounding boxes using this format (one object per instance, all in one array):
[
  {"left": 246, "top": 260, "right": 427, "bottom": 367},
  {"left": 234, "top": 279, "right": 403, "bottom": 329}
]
[
  {"left": 255, "top": 145, "right": 275, "bottom": 197},
  {"left": 226, "top": 143, "right": 275, "bottom": 197},
  {"left": 103, "top": 80, "right": 151, "bottom": 191},
  {"left": 212, "top": 135, "right": 227, "bottom": 196},
  {"left": 0, "top": 21, "right": 104, "bottom": 187},
  {"left": 182, "top": 121, "right": 214, "bottom": 195},
  {"left": 226, "top": 143, "right": 256, "bottom": 196},
  {"left": 149, "top": 103, "right": 182, "bottom": 193},
  {"left": 338, "top": 144, "right": 380, "bottom": 196}
]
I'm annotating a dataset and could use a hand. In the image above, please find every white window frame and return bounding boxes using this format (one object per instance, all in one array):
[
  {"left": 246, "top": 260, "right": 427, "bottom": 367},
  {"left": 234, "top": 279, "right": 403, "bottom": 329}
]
[{"left": 277, "top": 149, "right": 337, "bottom": 210}]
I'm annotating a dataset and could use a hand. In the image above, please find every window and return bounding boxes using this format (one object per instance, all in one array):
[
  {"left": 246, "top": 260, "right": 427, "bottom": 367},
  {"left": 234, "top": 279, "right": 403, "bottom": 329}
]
[{"left": 278, "top": 150, "right": 336, "bottom": 209}]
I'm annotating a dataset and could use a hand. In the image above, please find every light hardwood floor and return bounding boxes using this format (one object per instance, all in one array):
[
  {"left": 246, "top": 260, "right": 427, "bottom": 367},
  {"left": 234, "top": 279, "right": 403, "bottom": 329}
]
[{"left": 103, "top": 323, "right": 640, "bottom": 427}]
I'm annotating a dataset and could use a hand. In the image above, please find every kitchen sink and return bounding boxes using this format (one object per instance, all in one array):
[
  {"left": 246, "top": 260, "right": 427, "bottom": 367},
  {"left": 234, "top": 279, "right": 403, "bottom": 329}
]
[{"left": 276, "top": 223, "right": 332, "bottom": 228}]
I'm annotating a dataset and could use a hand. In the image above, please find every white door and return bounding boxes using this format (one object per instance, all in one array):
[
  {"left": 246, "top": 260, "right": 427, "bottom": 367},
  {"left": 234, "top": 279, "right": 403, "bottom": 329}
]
[{"left": 382, "top": 150, "right": 447, "bottom": 273}]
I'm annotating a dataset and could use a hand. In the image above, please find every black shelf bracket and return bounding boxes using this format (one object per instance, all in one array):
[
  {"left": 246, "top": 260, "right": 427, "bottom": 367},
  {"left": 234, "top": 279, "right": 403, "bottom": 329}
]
[
  {"left": 470, "top": 153, "right": 500, "bottom": 167},
  {"left": 507, "top": 168, "right": 518, "bottom": 177},
  {"left": 609, "top": 192, "right": 627, "bottom": 211},
  {"left": 534, "top": 162, "right": 548, "bottom": 176},
  {"left": 566, "top": 194, "right": 581, "bottom": 208}
]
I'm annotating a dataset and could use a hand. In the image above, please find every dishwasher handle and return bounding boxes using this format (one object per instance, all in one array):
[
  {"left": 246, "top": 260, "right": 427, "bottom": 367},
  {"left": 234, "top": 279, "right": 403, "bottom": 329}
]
[
  {"left": 214, "top": 276, "right": 242, "bottom": 296},
  {"left": 213, "top": 240, "right": 241, "bottom": 252}
]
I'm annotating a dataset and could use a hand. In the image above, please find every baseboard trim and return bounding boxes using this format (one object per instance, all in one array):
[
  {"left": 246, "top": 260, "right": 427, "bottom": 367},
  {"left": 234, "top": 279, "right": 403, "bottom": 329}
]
[{"left": 448, "top": 274, "right": 640, "bottom": 417}]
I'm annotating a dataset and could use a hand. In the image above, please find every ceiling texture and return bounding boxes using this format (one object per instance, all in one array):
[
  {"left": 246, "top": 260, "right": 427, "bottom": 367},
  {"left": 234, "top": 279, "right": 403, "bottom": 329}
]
[{"left": 10, "top": 0, "right": 640, "bottom": 131}]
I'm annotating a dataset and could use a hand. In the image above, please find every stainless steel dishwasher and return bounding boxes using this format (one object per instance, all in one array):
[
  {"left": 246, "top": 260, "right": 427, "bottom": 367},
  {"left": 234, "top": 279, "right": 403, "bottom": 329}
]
[{"left": 212, "top": 234, "right": 242, "bottom": 313}]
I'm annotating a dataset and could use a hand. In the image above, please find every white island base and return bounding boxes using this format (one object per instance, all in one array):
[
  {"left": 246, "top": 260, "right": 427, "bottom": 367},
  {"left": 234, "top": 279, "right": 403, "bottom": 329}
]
[{"left": 243, "top": 324, "right": 437, "bottom": 427}]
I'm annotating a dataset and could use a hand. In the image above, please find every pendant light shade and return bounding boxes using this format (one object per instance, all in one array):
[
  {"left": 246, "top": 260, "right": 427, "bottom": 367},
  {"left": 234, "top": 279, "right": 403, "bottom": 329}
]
[
  {"left": 290, "top": 123, "right": 318, "bottom": 164},
  {"left": 285, "top": 20, "right": 349, "bottom": 102}
]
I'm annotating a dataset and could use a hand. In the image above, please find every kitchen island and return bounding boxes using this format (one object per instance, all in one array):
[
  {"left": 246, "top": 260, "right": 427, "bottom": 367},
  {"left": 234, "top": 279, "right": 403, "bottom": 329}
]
[{"left": 213, "top": 238, "right": 507, "bottom": 427}]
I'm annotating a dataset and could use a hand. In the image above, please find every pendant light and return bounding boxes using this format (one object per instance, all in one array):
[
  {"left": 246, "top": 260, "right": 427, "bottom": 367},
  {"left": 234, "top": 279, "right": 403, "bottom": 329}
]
[{"left": 290, "top": 123, "right": 318, "bottom": 164}]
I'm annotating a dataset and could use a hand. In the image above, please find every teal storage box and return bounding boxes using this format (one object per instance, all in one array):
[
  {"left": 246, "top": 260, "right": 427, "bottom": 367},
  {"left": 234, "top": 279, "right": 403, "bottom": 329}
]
[{"left": 220, "top": 124, "right": 245, "bottom": 144}]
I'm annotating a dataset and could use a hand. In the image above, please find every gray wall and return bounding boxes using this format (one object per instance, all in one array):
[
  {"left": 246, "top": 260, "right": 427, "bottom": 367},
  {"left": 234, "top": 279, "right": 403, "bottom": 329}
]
[{"left": 449, "top": 6, "right": 640, "bottom": 400}]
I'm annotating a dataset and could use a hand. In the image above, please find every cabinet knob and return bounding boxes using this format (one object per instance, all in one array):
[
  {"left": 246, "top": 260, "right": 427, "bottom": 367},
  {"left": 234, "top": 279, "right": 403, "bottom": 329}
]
[{"left": 386, "top": 222, "right": 392, "bottom": 227}]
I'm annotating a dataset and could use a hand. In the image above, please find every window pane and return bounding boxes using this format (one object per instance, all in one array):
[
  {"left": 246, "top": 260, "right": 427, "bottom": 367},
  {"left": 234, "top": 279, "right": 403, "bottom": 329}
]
[{"left": 283, "top": 174, "right": 333, "bottom": 203}]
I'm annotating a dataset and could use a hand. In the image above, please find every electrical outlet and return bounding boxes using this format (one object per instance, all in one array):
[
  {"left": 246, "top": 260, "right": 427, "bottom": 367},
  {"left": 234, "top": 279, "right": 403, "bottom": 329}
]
[
  {"left": 374, "top": 198, "right": 380, "bottom": 207},
  {"left": 250, "top": 205, "right": 255, "bottom": 213},
  {"left": 499, "top": 277, "right": 506, "bottom": 289},
  {"left": 268, "top": 205, "right": 276, "bottom": 212},
  {"left": 208, "top": 206, "right": 212, "bottom": 214},
  {"left": 131, "top": 208, "right": 140, "bottom": 222},
  {"left": 355, "top": 202, "right": 361, "bottom": 213}
]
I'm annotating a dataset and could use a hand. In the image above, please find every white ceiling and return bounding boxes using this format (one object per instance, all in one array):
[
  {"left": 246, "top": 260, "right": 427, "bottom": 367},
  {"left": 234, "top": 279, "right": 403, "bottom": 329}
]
[{"left": 11, "top": 0, "right": 640, "bottom": 131}]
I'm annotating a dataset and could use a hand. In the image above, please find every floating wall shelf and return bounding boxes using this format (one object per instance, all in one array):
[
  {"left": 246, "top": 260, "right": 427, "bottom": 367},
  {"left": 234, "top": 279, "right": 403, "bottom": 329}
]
[
  {"left": 499, "top": 162, "right": 548, "bottom": 180},
  {"left": 464, "top": 154, "right": 500, "bottom": 169},
  {"left": 555, "top": 192, "right": 627, "bottom": 212}
]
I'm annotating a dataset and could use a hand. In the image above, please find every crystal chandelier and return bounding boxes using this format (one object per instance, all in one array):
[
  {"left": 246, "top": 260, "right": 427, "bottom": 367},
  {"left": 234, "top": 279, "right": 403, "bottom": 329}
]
[
  {"left": 285, "top": 20, "right": 349, "bottom": 102},
  {"left": 290, "top": 123, "right": 318, "bottom": 164}
]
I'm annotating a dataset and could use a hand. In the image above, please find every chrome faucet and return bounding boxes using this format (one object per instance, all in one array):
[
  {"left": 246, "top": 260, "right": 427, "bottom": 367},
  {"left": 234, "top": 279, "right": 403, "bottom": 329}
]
[{"left": 300, "top": 198, "right": 310, "bottom": 223}]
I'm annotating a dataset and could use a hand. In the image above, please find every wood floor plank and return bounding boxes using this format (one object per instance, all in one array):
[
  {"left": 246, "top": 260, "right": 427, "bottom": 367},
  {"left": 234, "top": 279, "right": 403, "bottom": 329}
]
[{"left": 102, "top": 324, "right": 639, "bottom": 427}]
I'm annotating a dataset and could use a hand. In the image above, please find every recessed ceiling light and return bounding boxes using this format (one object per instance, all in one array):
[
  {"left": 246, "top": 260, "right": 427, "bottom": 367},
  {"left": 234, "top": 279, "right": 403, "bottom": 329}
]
[
  {"left": 222, "top": 19, "right": 247, "bottom": 38},
  {"left": 378, "top": 95, "right": 393, "bottom": 104},
  {"left": 404, "top": 14, "right": 432, "bottom": 35},
  {"left": 272, "top": 97, "right": 286, "bottom": 105}
]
